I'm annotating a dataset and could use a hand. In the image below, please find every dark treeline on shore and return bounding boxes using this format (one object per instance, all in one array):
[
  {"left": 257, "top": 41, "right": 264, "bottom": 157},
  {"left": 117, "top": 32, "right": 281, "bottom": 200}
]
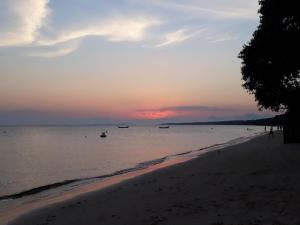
[{"left": 163, "top": 115, "right": 285, "bottom": 126}]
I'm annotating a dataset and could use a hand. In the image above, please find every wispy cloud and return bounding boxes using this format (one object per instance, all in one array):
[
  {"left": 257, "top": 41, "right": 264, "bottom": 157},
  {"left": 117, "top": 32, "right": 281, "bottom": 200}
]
[
  {"left": 0, "top": 0, "right": 162, "bottom": 56},
  {"left": 163, "top": 105, "right": 224, "bottom": 112},
  {"left": 156, "top": 28, "right": 203, "bottom": 47},
  {"left": 206, "top": 34, "right": 238, "bottom": 43},
  {"left": 136, "top": 105, "right": 273, "bottom": 121},
  {"left": 0, "top": 0, "right": 50, "bottom": 47},
  {"left": 27, "top": 42, "right": 79, "bottom": 58},
  {"left": 136, "top": 105, "right": 226, "bottom": 120},
  {"left": 36, "top": 17, "right": 162, "bottom": 46},
  {"left": 0, "top": 0, "right": 256, "bottom": 58},
  {"left": 137, "top": 0, "right": 258, "bottom": 20}
]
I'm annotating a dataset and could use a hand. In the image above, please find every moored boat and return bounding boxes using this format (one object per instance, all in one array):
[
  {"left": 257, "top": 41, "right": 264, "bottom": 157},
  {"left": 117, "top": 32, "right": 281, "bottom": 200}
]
[{"left": 100, "top": 132, "right": 107, "bottom": 138}]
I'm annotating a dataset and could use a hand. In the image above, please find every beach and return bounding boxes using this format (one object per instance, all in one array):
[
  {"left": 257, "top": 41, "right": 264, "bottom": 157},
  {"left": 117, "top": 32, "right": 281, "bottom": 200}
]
[
  {"left": 8, "top": 131, "right": 300, "bottom": 225},
  {"left": 1, "top": 0, "right": 297, "bottom": 224}
]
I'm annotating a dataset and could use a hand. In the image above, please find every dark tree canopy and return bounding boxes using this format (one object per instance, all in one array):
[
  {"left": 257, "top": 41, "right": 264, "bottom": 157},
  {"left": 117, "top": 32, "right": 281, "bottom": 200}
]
[{"left": 239, "top": 0, "right": 300, "bottom": 114}]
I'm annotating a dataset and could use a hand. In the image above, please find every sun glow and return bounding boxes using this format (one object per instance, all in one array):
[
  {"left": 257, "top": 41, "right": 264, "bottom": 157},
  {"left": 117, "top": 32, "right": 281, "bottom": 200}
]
[{"left": 136, "top": 110, "right": 177, "bottom": 120}]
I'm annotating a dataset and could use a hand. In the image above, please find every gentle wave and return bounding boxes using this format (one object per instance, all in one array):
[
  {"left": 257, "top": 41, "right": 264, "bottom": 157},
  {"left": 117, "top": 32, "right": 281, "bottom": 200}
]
[
  {"left": 0, "top": 158, "right": 170, "bottom": 201},
  {"left": 0, "top": 159, "right": 169, "bottom": 201}
]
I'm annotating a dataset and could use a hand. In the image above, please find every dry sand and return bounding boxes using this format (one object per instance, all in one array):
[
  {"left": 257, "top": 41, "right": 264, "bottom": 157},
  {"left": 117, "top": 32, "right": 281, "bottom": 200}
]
[{"left": 8, "top": 132, "right": 300, "bottom": 225}]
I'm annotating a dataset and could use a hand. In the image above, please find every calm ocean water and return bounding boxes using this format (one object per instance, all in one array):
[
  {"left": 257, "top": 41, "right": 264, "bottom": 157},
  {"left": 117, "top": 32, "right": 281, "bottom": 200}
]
[{"left": 0, "top": 125, "right": 264, "bottom": 197}]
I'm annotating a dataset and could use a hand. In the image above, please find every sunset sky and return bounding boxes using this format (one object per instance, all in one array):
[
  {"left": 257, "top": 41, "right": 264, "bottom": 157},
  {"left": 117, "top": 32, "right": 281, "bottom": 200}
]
[{"left": 0, "top": 0, "right": 274, "bottom": 124}]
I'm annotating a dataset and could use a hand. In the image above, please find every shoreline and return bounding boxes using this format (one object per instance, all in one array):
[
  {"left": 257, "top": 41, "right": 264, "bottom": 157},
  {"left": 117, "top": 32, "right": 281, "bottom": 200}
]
[
  {"left": 0, "top": 127, "right": 262, "bottom": 200},
  {"left": 8, "top": 131, "right": 300, "bottom": 224},
  {"left": 0, "top": 132, "right": 264, "bottom": 225},
  {"left": 0, "top": 131, "right": 262, "bottom": 201}
]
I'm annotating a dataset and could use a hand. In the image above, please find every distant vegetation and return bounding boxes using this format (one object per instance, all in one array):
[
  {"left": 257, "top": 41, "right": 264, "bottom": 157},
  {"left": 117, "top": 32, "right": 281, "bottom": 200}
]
[{"left": 163, "top": 115, "right": 285, "bottom": 126}]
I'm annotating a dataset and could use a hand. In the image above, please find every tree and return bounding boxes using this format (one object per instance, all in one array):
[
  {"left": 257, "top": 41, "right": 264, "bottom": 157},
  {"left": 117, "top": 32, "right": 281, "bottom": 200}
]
[{"left": 239, "top": 0, "right": 300, "bottom": 142}]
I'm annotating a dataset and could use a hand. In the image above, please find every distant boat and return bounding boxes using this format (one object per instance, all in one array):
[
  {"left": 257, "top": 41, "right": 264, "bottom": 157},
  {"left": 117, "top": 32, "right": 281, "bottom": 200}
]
[
  {"left": 118, "top": 125, "right": 129, "bottom": 128},
  {"left": 100, "top": 132, "right": 107, "bottom": 138},
  {"left": 159, "top": 125, "right": 170, "bottom": 129}
]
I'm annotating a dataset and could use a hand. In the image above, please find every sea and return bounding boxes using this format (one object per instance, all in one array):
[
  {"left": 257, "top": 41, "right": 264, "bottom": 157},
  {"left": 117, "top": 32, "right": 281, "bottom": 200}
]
[{"left": 0, "top": 125, "right": 264, "bottom": 223}]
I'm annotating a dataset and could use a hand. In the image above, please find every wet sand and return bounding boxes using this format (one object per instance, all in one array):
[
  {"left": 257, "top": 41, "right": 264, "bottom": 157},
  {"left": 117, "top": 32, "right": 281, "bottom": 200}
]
[{"left": 9, "top": 132, "right": 300, "bottom": 225}]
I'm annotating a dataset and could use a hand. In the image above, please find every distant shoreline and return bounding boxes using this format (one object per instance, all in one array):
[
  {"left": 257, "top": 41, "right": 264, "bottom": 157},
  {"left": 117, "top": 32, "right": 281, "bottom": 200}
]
[{"left": 162, "top": 116, "right": 284, "bottom": 126}]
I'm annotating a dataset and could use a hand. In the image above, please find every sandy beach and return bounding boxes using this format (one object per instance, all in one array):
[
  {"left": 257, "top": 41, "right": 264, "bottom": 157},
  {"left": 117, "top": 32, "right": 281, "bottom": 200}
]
[{"left": 8, "top": 132, "right": 300, "bottom": 225}]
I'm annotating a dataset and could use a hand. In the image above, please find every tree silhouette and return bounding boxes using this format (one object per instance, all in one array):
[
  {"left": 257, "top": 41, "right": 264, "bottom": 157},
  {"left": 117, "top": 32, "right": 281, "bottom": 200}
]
[{"left": 239, "top": 0, "right": 300, "bottom": 142}]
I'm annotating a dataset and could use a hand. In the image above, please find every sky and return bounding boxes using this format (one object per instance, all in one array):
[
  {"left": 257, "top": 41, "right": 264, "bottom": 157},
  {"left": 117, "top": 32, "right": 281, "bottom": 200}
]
[{"left": 0, "top": 0, "right": 274, "bottom": 125}]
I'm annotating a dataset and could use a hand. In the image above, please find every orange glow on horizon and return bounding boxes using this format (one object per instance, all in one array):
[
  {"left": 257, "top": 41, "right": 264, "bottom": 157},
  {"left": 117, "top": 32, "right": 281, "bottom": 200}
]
[{"left": 136, "top": 110, "right": 177, "bottom": 120}]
